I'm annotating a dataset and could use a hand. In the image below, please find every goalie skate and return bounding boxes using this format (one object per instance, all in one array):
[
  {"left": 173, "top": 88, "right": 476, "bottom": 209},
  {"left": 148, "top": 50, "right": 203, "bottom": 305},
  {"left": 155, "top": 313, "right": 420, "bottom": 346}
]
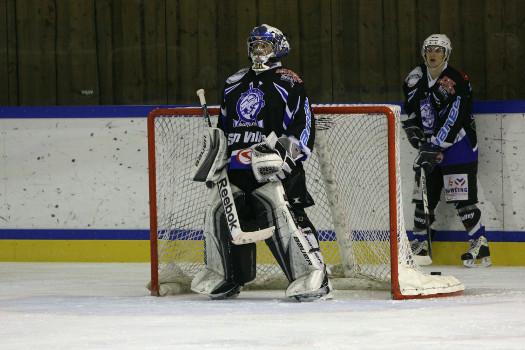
[{"left": 461, "top": 235, "right": 492, "bottom": 268}]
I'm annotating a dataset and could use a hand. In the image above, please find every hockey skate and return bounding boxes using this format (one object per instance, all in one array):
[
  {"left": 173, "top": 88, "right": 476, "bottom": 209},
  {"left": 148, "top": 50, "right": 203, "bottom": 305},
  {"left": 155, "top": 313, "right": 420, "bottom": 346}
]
[
  {"left": 191, "top": 268, "right": 242, "bottom": 300},
  {"left": 461, "top": 235, "right": 491, "bottom": 268},
  {"left": 410, "top": 239, "right": 432, "bottom": 266},
  {"left": 208, "top": 281, "right": 242, "bottom": 300}
]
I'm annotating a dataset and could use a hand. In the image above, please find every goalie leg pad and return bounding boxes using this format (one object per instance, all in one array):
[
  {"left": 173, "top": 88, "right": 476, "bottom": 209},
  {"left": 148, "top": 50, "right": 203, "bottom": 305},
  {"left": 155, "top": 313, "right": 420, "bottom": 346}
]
[
  {"left": 191, "top": 185, "right": 256, "bottom": 298},
  {"left": 252, "top": 181, "right": 331, "bottom": 301}
]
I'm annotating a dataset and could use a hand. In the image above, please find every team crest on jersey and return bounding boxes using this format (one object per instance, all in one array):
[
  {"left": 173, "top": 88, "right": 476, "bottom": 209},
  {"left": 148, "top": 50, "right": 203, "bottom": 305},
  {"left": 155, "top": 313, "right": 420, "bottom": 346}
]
[
  {"left": 420, "top": 96, "right": 435, "bottom": 130},
  {"left": 235, "top": 84, "right": 265, "bottom": 127}
]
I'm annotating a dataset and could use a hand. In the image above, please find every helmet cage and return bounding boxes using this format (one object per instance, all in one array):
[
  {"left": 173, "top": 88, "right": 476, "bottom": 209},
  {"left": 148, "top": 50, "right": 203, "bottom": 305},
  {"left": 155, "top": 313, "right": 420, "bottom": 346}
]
[{"left": 247, "top": 24, "right": 290, "bottom": 71}]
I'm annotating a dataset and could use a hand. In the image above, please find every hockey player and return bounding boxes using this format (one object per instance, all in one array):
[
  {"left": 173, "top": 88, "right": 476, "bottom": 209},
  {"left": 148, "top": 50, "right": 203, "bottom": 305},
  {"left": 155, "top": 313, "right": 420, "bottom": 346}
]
[
  {"left": 190, "top": 24, "right": 332, "bottom": 300},
  {"left": 402, "top": 34, "right": 491, "bottom": 268}
]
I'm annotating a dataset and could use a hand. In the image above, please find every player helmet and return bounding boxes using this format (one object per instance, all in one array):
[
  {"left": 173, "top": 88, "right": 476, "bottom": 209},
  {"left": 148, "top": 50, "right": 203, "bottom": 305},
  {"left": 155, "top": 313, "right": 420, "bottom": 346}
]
[
  {"left": 421, "top": 34, "right": 452, "bottom": 62},
  {"left": 247, "top": 24, "right": 290, "bottom": 71}
]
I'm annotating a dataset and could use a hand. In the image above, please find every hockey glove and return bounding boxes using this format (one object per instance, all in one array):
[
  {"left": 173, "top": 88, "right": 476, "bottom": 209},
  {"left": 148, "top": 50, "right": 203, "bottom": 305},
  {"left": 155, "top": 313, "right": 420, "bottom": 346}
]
[
  {"left": 251, "top": 142, "right": 285, "bottom": 182},
  {"left": 251, "top": 132, "right": 303, "bottom": 183},
  {"left": 413, "top": 142, "right": 443, "bottom": 173},
  {"left": 403, "top": 124, "right": 425, "bottom": 149}
]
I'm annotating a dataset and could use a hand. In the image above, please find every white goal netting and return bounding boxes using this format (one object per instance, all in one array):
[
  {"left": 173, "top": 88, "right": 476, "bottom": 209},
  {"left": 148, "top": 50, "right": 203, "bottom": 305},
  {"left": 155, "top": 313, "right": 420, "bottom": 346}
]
[{"left": 147, "top": 105, "right": 464, "bottom": 299}]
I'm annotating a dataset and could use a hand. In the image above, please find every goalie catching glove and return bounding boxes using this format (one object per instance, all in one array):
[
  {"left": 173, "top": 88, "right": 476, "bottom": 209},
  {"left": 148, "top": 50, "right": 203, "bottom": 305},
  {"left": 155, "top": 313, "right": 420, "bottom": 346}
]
[{"left": 251, "top": 132, "right": 303, "bottom": 183}]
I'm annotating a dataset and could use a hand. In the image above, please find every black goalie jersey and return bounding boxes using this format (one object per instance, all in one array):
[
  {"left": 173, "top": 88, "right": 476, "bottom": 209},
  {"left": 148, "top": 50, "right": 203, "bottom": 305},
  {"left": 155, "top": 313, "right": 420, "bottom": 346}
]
[{"left": 218, "top": 64, "right": 315, "bottom": 207}]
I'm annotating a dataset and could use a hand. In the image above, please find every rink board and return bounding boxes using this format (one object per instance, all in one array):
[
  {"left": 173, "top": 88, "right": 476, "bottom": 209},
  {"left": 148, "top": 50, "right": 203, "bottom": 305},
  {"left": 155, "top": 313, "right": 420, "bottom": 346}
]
[{"left": 2, "top": 103, "right": 525, "bottom": 265}]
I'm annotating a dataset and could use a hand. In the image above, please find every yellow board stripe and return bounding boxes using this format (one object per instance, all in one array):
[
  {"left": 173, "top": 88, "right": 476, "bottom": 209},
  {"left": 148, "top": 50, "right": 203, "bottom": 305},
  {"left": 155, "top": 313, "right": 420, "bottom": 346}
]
[{"left": 1, "top": 240, "right": 524, "bottom": 265}]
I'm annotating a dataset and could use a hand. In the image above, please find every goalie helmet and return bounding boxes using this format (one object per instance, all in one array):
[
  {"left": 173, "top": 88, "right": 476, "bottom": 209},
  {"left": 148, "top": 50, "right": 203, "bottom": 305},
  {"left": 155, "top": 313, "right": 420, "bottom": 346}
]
[
  {"left": 421, "top": 34, "right": 452, "bottom": 62},
  {"left": 247, "top": 24, "right": 290, "bottom": 72}
]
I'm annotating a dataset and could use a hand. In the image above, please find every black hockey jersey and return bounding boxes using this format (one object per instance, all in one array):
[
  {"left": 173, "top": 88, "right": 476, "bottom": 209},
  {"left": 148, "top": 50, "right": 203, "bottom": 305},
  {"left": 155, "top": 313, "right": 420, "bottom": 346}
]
[
  {"left": 402, "top": 63, "right": 477, "bottom": 152},
  {"left": 218, "top": 64, "right": 315, "bottom": 207}
]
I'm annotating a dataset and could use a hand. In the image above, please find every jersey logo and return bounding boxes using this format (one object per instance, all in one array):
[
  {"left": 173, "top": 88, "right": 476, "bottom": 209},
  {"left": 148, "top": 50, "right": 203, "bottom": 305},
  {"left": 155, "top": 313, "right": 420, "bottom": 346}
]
[
  {"left": 276, "top": 68, "right": 303, "bottom": 84},
  {"left": 420, "top": 96, "right": 435, "bottom": 132},
  {"left": 229, "top": 149, "right": 252, "bottom": 170},
  {"left": 236, "top": 149, "right": 252, "bottom": 164},
  {"left": 438, "top": 76, "right": 456, "bottom": 95},
  {"left": 235, "top": 83, "right": 265, "bottom": 127}
]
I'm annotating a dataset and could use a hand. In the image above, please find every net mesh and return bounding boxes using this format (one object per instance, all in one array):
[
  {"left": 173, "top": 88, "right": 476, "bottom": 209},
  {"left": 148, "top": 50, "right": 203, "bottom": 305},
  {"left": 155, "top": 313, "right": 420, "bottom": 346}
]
[{"left": 149, "top": 105, "right": 460, "bottom": 297}]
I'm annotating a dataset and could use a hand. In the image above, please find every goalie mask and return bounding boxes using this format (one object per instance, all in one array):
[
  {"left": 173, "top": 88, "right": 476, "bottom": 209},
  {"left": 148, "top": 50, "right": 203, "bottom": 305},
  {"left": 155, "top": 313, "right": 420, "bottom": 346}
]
[
  {"left": 421, "top": 34, "right": 452, "bottom": 66},
  {"left": 247, "top": 24, "right": 290, "bottom": 72}
]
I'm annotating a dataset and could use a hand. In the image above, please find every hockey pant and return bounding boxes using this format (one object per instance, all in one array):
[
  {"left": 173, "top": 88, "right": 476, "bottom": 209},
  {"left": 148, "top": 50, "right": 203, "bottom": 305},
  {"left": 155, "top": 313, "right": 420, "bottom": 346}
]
[
  {"left": 412, "top": 163, "right": 485, "bottom": 240},
  {"left": 191, "top": 181, "right": 329, "bottom": 299}
]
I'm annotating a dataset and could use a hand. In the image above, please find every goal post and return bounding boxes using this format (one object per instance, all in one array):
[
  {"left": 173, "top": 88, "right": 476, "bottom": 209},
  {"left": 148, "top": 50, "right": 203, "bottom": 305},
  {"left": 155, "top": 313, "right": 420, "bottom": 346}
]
[{"left": 147, "top": 105, "right": 464, "bottom": 300}]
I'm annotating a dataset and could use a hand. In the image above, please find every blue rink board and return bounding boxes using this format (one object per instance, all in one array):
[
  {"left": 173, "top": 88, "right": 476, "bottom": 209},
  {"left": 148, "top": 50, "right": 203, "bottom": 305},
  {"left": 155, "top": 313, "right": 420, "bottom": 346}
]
[
  {"left": 0, "top": 228, "right": 524, "bottom": 243},
  {"left": 1, "top": 100, "right": 525, "bottom": 118}
]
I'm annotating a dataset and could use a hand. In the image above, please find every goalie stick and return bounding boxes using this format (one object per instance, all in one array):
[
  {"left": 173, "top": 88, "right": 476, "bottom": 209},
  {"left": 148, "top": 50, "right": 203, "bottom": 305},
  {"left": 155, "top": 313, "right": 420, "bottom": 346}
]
[{"left": 196, "top": 89, "right": 275, "bottom": 245}]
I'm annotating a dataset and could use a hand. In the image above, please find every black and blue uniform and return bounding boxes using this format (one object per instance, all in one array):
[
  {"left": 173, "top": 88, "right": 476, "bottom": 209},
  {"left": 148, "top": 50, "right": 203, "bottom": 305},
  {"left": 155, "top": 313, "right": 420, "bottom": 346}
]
[
  {"left": 215, "top": 63, "right": 318, "bottom": 285},
  {"left": 403, "top": 63, "right": 485, "bottom": 240},
  {"left": 218, "top": 63, "right": 315, "bottom": 208}
]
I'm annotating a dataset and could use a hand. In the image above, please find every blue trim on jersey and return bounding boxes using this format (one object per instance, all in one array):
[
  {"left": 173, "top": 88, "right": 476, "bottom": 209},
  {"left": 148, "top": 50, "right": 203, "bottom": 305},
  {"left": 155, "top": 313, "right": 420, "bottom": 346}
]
[
  {"left": 283, "top": 96, "right": 301, "bottom": 130},
  {"left": 435, "top": 96, "right": 461, "bottom": 147},
  {"left": 272, "top": 82, "right": 296, "bottom": 130},
  {"left": 272, "top": 82, "right": 288, "bottom": 102},
  {"left": 224, "top": 82, "right": 241, "bottom": 96}
]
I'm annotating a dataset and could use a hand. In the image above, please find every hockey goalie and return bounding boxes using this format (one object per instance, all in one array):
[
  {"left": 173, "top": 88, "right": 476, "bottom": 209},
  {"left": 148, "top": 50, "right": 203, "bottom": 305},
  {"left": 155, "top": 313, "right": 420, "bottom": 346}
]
[{"left": 190, "top": 24, "right": 331, "bottom": 301}]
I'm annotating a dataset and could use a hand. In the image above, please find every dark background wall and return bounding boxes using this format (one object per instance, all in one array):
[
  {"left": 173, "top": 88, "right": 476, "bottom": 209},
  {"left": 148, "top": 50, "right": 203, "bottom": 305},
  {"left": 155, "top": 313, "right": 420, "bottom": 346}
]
[{"left": 1, "top": 0, "right": 524, "bottom": 106}]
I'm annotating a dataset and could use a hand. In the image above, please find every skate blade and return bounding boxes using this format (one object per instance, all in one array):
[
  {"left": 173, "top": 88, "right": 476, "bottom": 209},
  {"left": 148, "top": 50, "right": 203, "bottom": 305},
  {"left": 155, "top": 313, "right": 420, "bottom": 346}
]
[
  {"left": 463, "top": 256, "right": 492, "bottom": 268},
  {"left": 414, "top": 255, "right": 432, "bottom": 266}
]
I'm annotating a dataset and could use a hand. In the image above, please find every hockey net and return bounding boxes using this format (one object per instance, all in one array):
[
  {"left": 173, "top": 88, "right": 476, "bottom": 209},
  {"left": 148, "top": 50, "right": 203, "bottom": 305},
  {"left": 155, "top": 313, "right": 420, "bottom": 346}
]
[{"left": 147, "top": 105, "right": 464, "bottom": 299}]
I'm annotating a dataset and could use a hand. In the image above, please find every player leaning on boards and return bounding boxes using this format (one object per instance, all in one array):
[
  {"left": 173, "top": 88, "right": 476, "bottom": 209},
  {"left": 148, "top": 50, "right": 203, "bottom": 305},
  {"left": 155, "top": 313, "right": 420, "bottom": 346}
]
[
  {"left": 402, "top": 34, "right": 491, "bottom": 268},
  {"left": 190, "top": 24, "right": 332, "bottom": 301}
]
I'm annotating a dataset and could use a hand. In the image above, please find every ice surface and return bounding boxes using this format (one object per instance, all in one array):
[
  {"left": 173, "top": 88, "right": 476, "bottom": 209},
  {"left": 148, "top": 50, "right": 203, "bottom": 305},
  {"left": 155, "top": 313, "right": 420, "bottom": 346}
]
[{"left": 1, "top": 263, "right": 525, "bottom": 349}]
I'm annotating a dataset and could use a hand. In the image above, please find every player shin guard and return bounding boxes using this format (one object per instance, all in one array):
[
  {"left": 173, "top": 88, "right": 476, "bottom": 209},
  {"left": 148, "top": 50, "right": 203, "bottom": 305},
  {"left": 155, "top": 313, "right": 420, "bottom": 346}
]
[
  {"left": 457, "top": 203, "right": 483, "bottom": 239},
  {"left": 252, "top": 181, "right": 332, "bottom": 301},
  {"left": 413, "top": 203, "right": 435, "bottom": 235},
  {"left": 457, "top": 203, "right": 491, "bottom": 267}
]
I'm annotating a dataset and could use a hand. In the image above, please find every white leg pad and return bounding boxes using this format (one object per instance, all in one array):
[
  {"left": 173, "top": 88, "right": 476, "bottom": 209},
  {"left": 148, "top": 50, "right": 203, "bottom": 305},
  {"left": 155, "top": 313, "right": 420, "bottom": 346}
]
[
  {"left": 191, "top": 268, "right": 226, "bottom": 295},
  {"left": 253, "top": 181, "right": 331, "bottom": 300},
  {"left": 190, "top": 185, "right": 244, "bottom": 297},
  {"left": 285, "top": 270, "right": 333, "bottom": 301}
]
